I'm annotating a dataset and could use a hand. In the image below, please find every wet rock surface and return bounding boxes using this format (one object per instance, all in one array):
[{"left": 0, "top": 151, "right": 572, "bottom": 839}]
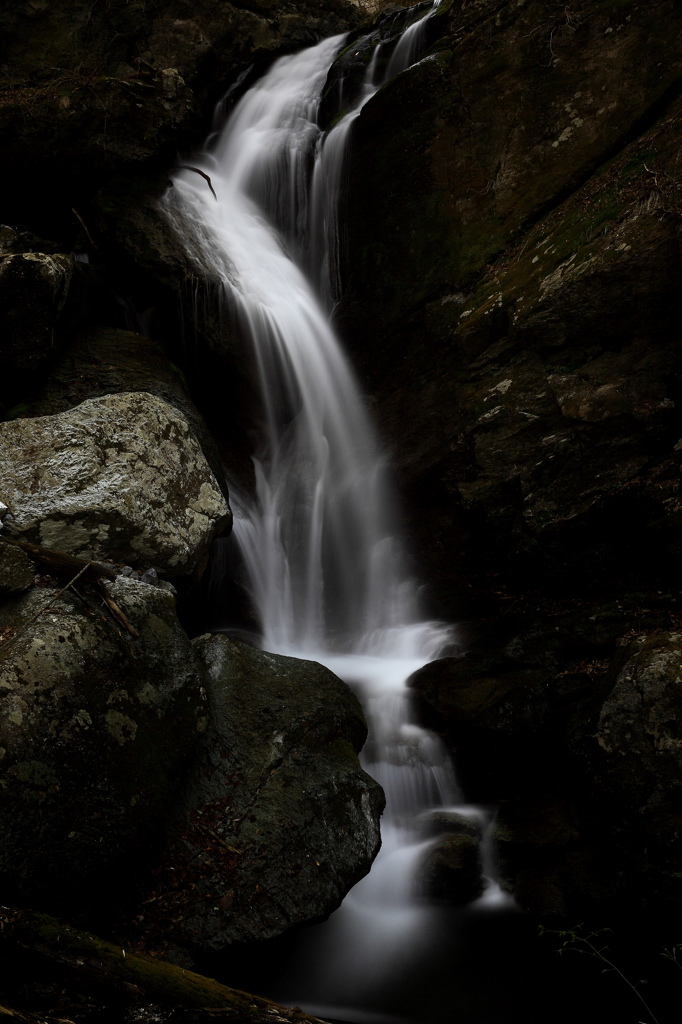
[
  {"left": 130, "top": 634, "right": 384, "bottom": 955},
  {"left": 322, "top": 0, "right": 682, "bottom": 922},
  {"left": 418, "top": 833, "right": 484, "bottom": 905},
  {"left": 0, "top": 392, "right": 231, "bottom": 577}
]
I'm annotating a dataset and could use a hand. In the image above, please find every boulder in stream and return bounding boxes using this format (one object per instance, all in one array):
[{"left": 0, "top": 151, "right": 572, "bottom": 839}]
[
  {"left": 418, "top": 833, "right": 484, "bottom": 905},
  {"left": 131, "top": 634, "right": 385, "bottom": 954}
]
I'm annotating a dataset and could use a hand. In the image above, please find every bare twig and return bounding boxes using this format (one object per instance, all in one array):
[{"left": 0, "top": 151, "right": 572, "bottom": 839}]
[{"left": 178, "top": 165, "right": 218, "bottom": 200}]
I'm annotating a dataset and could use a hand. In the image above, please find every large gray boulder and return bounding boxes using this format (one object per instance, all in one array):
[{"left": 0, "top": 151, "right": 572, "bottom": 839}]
[
  {"left": 132, "top": 635, "right": 385, "bottom": 954},
  {"left": 0, "top": 575, "right": 208, "bottom": 912},
  {"left": 0, "top": 392, "right": 231, "bottom": 576}
]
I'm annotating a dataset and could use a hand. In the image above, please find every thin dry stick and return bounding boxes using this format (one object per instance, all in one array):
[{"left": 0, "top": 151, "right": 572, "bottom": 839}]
[
  {"left": 0, "top": 561, "right": 93, "bottom": 659},
  {"left": 178, "top": 165, "right": 218, "bottom": 200},
  {"left": 71, "top": 207, "right": 97, "bottom": 248}
]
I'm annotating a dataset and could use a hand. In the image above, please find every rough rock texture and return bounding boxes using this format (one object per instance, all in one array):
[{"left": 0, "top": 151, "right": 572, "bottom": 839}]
[
  {"left": 334, "top": 0, "right": 682, "bottom": 611},
  {"left": 29, "top": 325, "right": 232, "bottom": 507},
  {"left": 0, "top": 577, "right": 207, "bottom": 913},
  {"left": 418, "top": 833, "right": 484, "bottom": 905},
  {"left": 0, "top": 544, "right": 34, "bottom": 597},
  {"left": 0, "top": 0, "right": 360, "bottom": 236},
  {"left": 0, "top": 392, "right": 231, "bottom": 576},
  {"left": 131, "top": 634, "right": 384, "bottom": 955},
  {"left": 318, "top": 0, "right": 682, "bottom": 922},
  {"left": 413, "top": 627, "right": 682, "bottom": 917},
  {"left": 0, "top": 252, "right": 73, "bottom": 374}
]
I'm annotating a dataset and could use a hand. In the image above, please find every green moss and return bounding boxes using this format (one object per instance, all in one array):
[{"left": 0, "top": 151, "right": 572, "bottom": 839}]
[
  {"left": 3, "top": 404, "right": 31, "bottom": 421},
  {"left": 23, "top": 911, "right": 282, "bottom": 1012}
]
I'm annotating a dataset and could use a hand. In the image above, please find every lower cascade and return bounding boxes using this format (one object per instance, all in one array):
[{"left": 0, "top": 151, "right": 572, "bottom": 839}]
[{"left": 164, "top": 11, "right": 508, "bottom": 1021}]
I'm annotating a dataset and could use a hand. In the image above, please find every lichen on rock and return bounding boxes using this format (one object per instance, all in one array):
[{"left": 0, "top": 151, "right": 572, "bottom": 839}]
[
  {"left": 0, "top": 576, "right": 208, "bottom": 913},
  {"left": 0, "top": 392, "right": 231, "bottom": 577}
]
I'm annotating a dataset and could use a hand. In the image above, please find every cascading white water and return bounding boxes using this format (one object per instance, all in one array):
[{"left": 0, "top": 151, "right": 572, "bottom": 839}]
[{"left": 163, "top": 5, "right": 508, "bottom": 1019}]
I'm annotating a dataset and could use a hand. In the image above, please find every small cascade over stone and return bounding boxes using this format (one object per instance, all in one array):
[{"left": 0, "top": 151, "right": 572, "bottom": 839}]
[{"left": 163, "top": 4, "right": 509, "bottom": 1019}]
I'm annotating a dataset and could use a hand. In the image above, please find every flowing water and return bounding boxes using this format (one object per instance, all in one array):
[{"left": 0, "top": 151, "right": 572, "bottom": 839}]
[{"left": 163, "top": 6, "right": 511, "bottom": 1020}]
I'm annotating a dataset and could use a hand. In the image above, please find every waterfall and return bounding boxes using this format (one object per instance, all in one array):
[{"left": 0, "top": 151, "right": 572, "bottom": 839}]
[{"left": 163, "top": 4, "right": 508, "bottom": 1019}]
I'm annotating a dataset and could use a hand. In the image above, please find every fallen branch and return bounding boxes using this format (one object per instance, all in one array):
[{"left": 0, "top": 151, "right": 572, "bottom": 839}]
[
  {"left": 0, "top": 538, "right": 138, "bottom": 640},
  {"left": 177, "top": 165, "right": 218, "bottom": 200},
  {"left": 0, "top": 536, "right": 116, "bottom": 582},
  {"left": 71, "top": 206, "right": 97, "bottom": 248},
  {"left": 94, "top": 581, "right": 139, "bottom": 638},
  {"left": 0, "top": 560, "right": 95, "bottom": 659}
]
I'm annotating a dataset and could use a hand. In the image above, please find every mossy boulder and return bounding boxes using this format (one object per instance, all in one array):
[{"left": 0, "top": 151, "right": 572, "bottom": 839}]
[
  {"left": 131, "top": 634, "right": 384, "bottom": 954},
  {"left": 0, "top": 577, "right": 207, "bottom": 913},
  {"left": 28, "top": 325, "right": 231, "bottom": 507},
  {"left": 0, "top": 392, "right": 231, "bottom": 578}
]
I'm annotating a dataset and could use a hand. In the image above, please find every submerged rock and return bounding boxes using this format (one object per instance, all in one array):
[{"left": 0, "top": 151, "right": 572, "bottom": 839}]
[
  {"left": 0, "top": 392, "right": 231, "bottom": 577},
  {"left": 0, "top": 576, "right": 207, "bottom": 912},
  {"left": 132, "top": 634, "right": 384, "bottom": 954},
  {"left": 418, "top": 833, "right": 484, "bottom": 905},
  {"left": 418, "top": 808, "right": 484, "bottom": 841}
]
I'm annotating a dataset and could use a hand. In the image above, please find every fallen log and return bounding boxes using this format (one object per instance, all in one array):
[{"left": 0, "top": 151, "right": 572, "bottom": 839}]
[
  {"left": 0, "top": 908, "right": 323, "bottom": 1023},
  {"left": 0, "top": 536, "right": 116, "bottom": 582}
]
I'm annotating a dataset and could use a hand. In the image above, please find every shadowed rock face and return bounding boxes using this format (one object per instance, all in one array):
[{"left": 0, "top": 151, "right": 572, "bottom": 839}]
[
  {"left": 130, "top": 634, "right": 385, "bottom": 956},
  {"left": 0, "top": 0, "right": 361, "bottom": 236},
  {"left": 324, "top": 0, "right": 682, "bottom": 921},
  {"left": 334, "top": 0, "right": 682, "bottom": 612},
  {"left": 0, "top": 577, "right": 208, "bottom": 914}
]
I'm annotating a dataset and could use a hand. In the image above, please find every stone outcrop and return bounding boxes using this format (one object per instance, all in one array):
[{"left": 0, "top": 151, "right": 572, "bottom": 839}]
[
  {"left": 131, "top": 634, "right": 384, "bottom": 955},
  {"left": 0, "top": 576, "right": 208, "bottom": 913},
  {"left": 412, "top": 626, "right": 682, "bottom": 918},
  {"left": 332, "top": 0, "right": 682, "bottom": 615},
  {"left": 0, "top": 392, "right": 231, "bottom": 577},
  {"left": 0, "top": 0, "right": 361, "bottom": 235}
]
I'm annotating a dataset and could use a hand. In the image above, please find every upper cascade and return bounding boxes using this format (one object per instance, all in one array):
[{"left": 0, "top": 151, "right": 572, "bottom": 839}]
[{"left": 163, "top": 11, "right": 447, "bottom": 658}]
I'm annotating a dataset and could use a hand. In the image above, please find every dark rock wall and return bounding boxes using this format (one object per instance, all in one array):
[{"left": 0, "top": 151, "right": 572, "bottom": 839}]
[
  {"left": 334, "top": 0, "right": 682, "bottom": 921},
  {"left": 2, "top": 0, "right": 682, "bottom": 940}
]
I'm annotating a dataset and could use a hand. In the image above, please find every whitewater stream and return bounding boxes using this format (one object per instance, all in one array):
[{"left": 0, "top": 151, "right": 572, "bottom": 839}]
[{"left": 164, "top": 5, "right": 510, "bottom": 1021}]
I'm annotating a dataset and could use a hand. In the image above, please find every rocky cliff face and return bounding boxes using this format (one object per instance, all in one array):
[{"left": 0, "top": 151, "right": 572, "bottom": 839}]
[
  {"left": 1, "top": 0, "right": 682, "bottom": 997},
  {"left": 333, "top": 0, "right": 682, "bottom": 922}
]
